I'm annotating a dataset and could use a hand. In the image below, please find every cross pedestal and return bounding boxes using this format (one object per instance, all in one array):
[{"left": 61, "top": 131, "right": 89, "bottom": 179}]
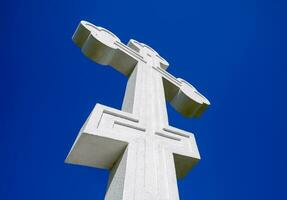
[{"left": 65, "top": 21, "right": 210, "bottom": 200}]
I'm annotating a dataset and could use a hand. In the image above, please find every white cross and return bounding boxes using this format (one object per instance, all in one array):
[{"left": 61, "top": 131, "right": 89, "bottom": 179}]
[{"left": 66, "top": 21, "right": 210, "bottom": 200}]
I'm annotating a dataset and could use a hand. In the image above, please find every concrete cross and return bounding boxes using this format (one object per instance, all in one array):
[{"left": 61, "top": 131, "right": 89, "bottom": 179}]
[{"left": 66, "top": 21, "right": 210, "bottom": 200}]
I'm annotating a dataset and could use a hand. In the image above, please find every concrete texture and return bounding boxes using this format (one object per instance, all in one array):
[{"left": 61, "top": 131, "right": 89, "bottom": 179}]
[{"left": 66, "top": 20, "right": 210, "bottom": 200}]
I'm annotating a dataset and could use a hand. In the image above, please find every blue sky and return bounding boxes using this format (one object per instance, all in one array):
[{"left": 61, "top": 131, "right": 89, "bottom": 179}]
[{"left": 1, "top": 0, "right": 285, "bottom": 199}]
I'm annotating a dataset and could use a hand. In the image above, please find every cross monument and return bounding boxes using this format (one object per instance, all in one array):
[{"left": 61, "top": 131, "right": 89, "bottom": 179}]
[{"left": 65, "top": 21, "right": 210, "bottom": 200}]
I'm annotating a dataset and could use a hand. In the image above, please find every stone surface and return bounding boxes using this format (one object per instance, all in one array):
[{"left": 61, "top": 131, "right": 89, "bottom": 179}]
[{"left": 65, "top": 20, "right": 210, "bottom": 200}]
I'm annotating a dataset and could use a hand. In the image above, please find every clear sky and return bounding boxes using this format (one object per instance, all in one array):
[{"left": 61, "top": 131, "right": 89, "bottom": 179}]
[{"left": 1, "top": 0, "right": 285, "bottom": 199}]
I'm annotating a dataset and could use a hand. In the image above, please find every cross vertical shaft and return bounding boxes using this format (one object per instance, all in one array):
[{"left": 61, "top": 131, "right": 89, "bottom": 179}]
[
  {"left": 104, "top": 61, "right": 179, "bottom": 199},
  {"left": 122, "top": 62, "right": 169, "bottom": 128}
]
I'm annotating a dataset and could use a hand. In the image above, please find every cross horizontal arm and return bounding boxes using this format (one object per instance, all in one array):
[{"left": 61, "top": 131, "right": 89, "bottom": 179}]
[
  {"left": 72, "top": 21, "right": 143, "bottom": 76},
  {"left": 65, "top": 104, "right": 201, "bottom": 178},
  {"left": 65, "top": 104, "right": 144, "bottom": 169},
  {"left": 155, "top": 66, "right": 210, "bottom": 117},
  {"left": 72, "top": 20, "right": 210, "bottom": 118}
]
